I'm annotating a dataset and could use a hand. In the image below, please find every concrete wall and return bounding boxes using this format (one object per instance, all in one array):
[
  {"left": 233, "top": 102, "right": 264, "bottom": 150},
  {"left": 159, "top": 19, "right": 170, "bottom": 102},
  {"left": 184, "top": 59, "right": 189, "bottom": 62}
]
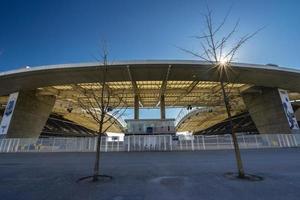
[
  {"left": 242, "top": 87, "right": 295, "bottom": 134},
  {"left": 6, "top": 90, "right": 55, "bottom": 138}
]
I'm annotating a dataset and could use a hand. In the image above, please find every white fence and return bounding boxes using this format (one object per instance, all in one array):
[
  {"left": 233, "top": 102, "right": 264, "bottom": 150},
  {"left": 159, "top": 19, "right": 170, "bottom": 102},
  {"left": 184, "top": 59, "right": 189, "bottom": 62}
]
[{"left": 0, "top": 134, "right": 299, "bottom": 153}]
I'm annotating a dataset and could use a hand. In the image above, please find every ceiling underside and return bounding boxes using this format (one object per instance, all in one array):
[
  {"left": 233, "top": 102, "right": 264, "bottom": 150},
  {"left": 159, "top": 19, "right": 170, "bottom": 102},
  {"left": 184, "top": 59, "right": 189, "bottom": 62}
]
[
  {"left": 1, "top": 80, "right": 300, "bottom": 134},
  {"left": 37, "top": 81, "right": 249, "bottom": 108}
]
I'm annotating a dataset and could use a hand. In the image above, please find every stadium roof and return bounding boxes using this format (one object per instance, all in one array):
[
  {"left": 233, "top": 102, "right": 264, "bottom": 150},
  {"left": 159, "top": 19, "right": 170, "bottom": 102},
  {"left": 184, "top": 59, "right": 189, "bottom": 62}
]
[{"left": 0, "top": 60, "right": 300, "bottom": 133}]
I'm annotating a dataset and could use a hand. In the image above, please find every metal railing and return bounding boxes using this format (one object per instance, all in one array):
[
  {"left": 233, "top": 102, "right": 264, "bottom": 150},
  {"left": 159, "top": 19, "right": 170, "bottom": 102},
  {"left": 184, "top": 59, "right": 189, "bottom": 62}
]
[{"left": 0, "top": 134, "right": 299, "bottom": 153}]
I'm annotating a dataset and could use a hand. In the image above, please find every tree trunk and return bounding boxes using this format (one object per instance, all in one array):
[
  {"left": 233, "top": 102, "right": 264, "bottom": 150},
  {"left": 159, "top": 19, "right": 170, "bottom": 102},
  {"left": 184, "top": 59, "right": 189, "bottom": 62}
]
[
  {"left": 220, "top": 80, "right": 245, "bottom": 178},
  {"left": 93, "top": 133, "right": 102, "bottom": 181},
  {"left": 93, "top": 114, "right": 104, "bottom": 182}
]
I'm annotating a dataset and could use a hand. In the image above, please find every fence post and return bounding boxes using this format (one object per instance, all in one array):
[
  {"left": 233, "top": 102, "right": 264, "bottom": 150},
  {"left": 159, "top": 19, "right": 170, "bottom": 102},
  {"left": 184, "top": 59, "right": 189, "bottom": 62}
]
[
  {"left": 81, "top": 138, "right": 85, "bottom": 152},
  {"left": 6, "top": 139, "right": 12, "bottom": 152},
  {"left": 202, "top": 135, "right": 206, "bottom": 150},
  {"left": 13, "top": 139, "right": 17, "bottom": 152},
  {"left": 285, "top": 134, "right": 290, "bottom": 147},
  {"left": 265, "top": 134, "right": 270, "bottom": 148},
  {"left": 191, "top": 137, "right": 194, "bottom": 151},
  {"left": 179, "top": 137, "right": 182, "bottom": 150},
  {"left": 90, "top": 137, "right": 93, "bottom": 152},
  {"left": 10, "top": 139, "right": 15, "bottom": 152},
  {"left": 287, "top": 135, "right": 292, "bottom": 147},
  {"left": 290, "top": 134, "right": 294, "bottom": 147},
  {"left": 3, "top": 139, "right": 6, "bottom": 152},
  {"left": 2, "top": 140, "right": 6, "bottom": 152},
  {"left": 292, "top": 134, "right": 298, "bottom": 147},
  {"left": 169, "top": 135, "right": 172, "bottom": 151},
  {"left": 127, "top": 136, "right": 130, "bottom": 152},
  {"left": 80, "top": 138, "right": 84, "bottom": 152},
  {"left": 105, "top": 137, "right": 108, "bottom": 152},
  {"left": 51, "top": 138, "right": 55, "bottom": 152},
  {"left": 280, "top": 135, "right": 285, "bottom": 147},
  {"left": 138, "top": 135, "right": 142, "bottom": 151},
  {"left": 13, "top": 138, "right": 19, "bottom": 152},
  {"left": 37, "top": 138, "right": 41, "bottom": 152},
  {"left": 254, "top": 135, "right": 259, "bottom": 148},
  {"left": 12, "top": 139, "right": 16, "bottom": 152},
  {"left": 277, "top": 135, "right": 282, "bottom": 147},
  {"left": 87, "top": 138, "right": 91, "bottom": 151},
  {"left": 279, "top": 134, "right": 287, "bottom": 147},
  {"left": 196, "top": 136, "right": 200, "bottom": 150},
  {"left": 62, "top": 138, "right": 68, "bottom": 152},
  {"left": 93, "top": 137, "right": 97, "bottom": 152},
  {"left": 228, "top": 135, "right": 233, "bottom": 149},
  {"left": 164, "top": 136, "right": 167, "bottom": 151},
  {"left": 242, "top": 135, "right": 246, "bottom": 149},
  {"left": 0, "top": 139, "right": 4, "bottom": 152},
  {"left": 133, "top": 135, "right": 136, "bottom": 151}
]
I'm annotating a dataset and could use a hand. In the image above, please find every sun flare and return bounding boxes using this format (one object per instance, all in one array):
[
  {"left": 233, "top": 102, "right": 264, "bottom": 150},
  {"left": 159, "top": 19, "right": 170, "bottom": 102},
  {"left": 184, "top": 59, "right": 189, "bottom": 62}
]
[{"left": 219, "top": 57, "right": 229, "bottom": 66}]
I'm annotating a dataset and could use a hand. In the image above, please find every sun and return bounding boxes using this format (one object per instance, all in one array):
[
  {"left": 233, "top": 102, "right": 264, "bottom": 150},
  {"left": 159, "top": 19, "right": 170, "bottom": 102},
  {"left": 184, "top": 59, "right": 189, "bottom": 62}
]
[{"left": 219, "top": 57, "right": 229, "bottom": 66}]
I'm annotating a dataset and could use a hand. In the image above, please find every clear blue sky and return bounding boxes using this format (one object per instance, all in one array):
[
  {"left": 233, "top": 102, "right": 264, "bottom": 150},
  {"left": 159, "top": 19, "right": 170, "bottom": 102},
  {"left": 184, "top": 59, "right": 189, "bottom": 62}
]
[
  {"left": 0, "top": 0, "right": 299, "bottom": 119},
  {"left": 1, "top": 0, "right": 300, "bottom": 71}
]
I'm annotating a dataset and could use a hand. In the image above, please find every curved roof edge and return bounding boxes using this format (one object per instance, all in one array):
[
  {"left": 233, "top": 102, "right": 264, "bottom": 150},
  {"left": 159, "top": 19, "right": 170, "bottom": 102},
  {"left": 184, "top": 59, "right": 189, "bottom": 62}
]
[{"left": 1, "top": 59, "right": 300, "bottom": 77}]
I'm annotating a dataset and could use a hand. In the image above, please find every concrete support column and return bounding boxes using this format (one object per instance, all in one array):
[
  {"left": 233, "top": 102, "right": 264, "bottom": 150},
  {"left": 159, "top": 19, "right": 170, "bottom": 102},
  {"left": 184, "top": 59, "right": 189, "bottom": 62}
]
[
  {"left": 6, "top": 90, "right": 56, "bottom": 138},
  {"left": 160, "top": 95, "right": 166, "bottom": 119},
  {"left": 134, "top": 94, "right": 139, "bottom": 120},
  {"left": 295, "top": 108, "right": 300, "bottom": 121},
  {"left": 242, "top": 87, "right": 297, "bottom": 134}
]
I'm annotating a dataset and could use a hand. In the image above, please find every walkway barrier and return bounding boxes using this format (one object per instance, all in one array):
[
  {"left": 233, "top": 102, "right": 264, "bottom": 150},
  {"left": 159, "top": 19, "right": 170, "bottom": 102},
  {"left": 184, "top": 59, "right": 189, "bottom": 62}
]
[{"left": 0, "top": 134, "right": 299, "bottom": 153}]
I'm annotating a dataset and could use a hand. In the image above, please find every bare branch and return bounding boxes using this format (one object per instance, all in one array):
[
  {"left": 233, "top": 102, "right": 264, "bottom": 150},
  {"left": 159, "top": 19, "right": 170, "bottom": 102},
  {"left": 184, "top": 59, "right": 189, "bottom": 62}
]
[{"left": 176, "top": 46, "right": 213, "bottom": 63}]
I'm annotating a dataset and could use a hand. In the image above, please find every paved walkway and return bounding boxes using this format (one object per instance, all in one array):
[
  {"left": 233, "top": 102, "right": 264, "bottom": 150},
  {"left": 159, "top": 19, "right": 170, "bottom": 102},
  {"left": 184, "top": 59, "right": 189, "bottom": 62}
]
[{"left": 1, "top": 148, "right": 300, "bottom": 200}]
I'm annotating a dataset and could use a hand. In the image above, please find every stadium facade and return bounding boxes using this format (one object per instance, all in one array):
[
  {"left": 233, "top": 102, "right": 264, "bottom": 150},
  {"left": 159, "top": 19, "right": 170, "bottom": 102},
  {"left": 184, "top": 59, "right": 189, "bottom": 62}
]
[{"left": 0, "top": 60, "right": 299, "bottom": 138}]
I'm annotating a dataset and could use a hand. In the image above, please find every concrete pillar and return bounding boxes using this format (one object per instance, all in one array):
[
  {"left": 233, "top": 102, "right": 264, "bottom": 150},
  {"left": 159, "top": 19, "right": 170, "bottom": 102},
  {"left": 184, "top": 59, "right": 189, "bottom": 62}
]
[
  {"left": 5, "top": 90, "right": 56, "bottom": 138},
  {"left": 160, "top": 95, "right": 166, "bottom": 119},
  {"left": 134, "top": 94, "right": 139, "bottom": 120},
  {"left": 242, "top": 87, "right": 298, "bottom": 134},
  {"left": 295, "top": 108, "right": 300, "bottom": 121}
]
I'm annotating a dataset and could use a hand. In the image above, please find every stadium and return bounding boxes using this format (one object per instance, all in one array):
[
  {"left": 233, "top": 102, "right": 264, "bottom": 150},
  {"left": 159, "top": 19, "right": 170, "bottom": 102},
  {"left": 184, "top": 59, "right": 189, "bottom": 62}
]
[{"left": 0, "top": 60, "right": 299, "bottom": 140}]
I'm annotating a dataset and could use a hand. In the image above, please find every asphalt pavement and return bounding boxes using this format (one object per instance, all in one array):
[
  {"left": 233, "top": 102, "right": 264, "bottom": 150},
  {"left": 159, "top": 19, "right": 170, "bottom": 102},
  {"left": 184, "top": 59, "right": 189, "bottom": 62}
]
[{"left": 0, "top": 148, "right": 300, "bottom": 200}]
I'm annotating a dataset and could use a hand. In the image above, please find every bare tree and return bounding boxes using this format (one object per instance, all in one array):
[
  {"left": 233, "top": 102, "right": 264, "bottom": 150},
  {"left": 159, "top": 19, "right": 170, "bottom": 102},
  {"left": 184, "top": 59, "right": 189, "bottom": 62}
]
[
  {"left": 75, "top": 46, "right": 127, "bottom": 182},
  {"left": 179, "top": 6, "right": 263, "bottom": 178}
]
